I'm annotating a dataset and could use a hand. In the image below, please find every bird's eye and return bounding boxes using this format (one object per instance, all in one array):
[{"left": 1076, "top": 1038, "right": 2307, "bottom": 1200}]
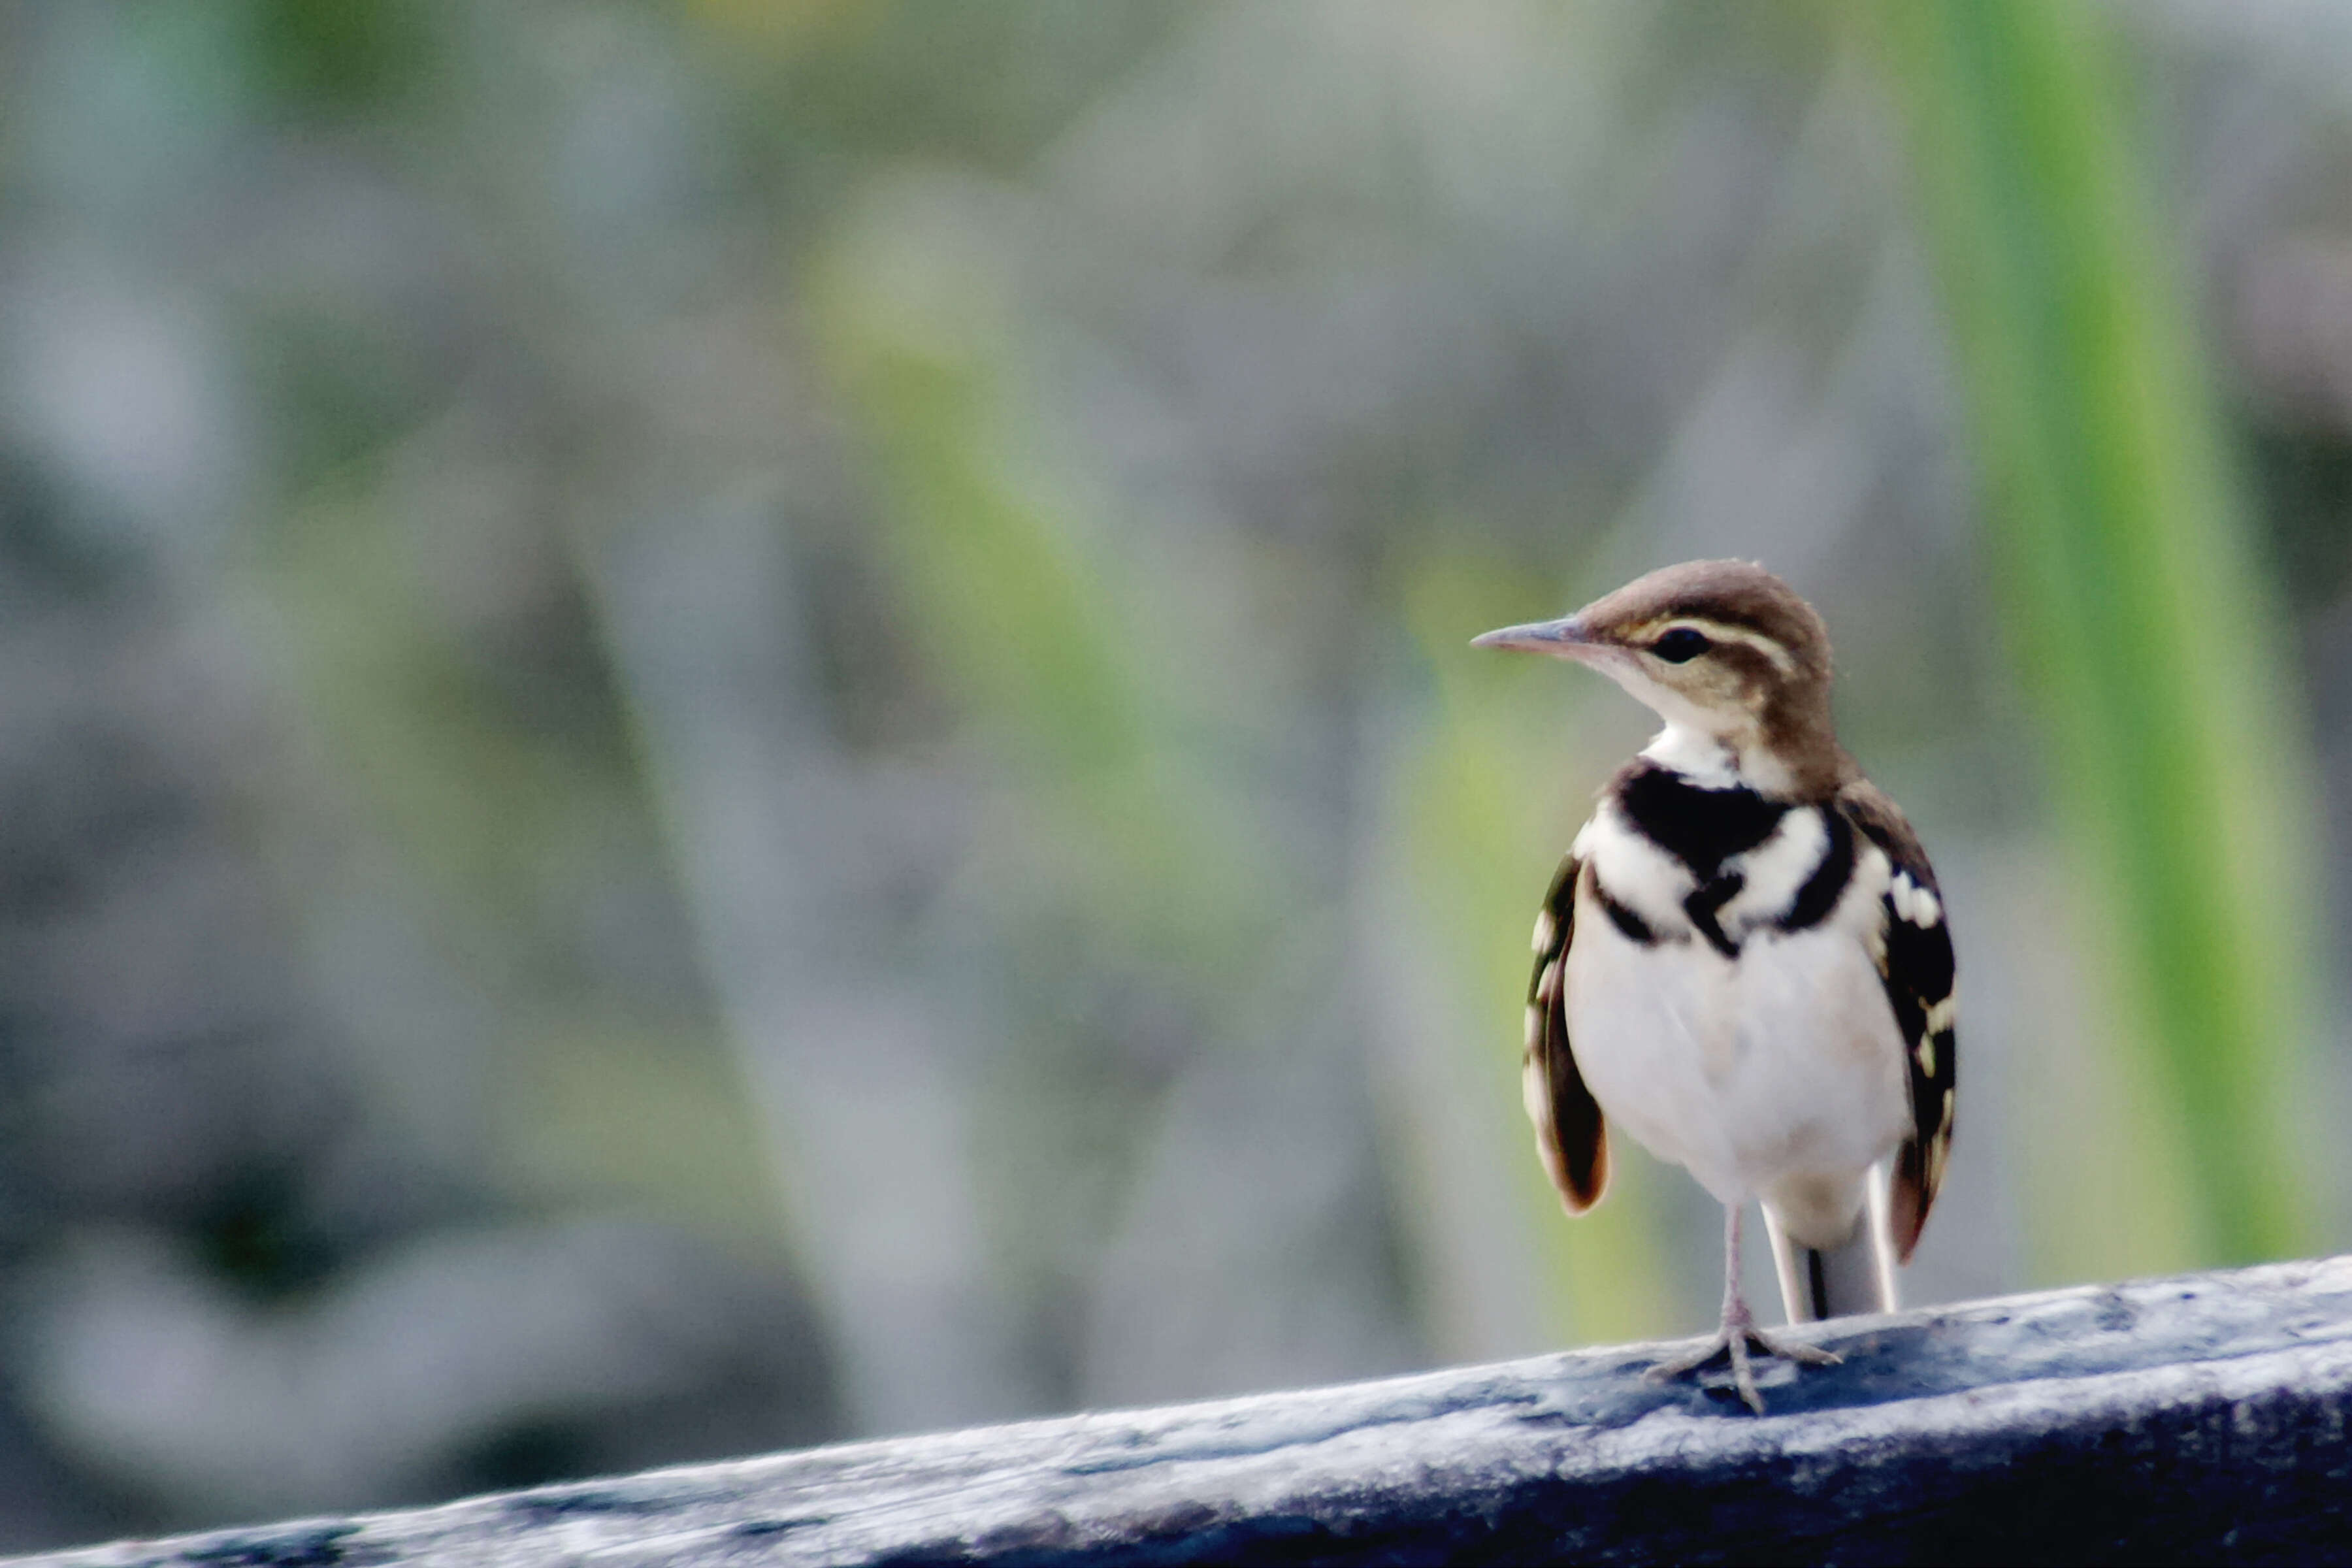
[{"left": 1651, "top": 627, "right": 1711, "bottom": 663}]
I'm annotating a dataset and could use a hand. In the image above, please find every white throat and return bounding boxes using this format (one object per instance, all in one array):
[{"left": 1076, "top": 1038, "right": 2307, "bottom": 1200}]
[
  {"left": 1640, "top": 723, "right": 1737, "bottom": 785},
  {"left": 1640, "top": 722, "right": 1797, "bottom": 797}
]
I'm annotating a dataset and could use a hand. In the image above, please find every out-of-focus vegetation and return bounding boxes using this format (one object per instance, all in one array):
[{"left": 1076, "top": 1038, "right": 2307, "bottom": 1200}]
[
  {"left": 0, "top": 0, "right": 2348, "bottom": 1550},
  {"left": 1882, "top": 0, "right": 2325, "bottom": 1268}
]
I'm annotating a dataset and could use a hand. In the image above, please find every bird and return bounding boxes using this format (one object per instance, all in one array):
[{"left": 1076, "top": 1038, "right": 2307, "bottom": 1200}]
[{"left": 1473, "top": 559, "right": 1955, "bottom": 1414}]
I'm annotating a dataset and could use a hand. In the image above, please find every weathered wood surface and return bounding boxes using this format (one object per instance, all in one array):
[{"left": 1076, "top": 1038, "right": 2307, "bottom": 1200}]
[{"left": 21, "top": 1256, "right": 2352, "bottom": 1567}]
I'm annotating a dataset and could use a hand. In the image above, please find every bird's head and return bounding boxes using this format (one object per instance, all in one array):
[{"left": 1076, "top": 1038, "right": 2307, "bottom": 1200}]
[{"left": 1473, "top": 559, "right": 1843, "bottom": 795}]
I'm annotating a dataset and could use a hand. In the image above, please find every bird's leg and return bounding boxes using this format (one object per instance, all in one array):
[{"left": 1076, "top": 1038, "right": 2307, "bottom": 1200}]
[{"left": 1648, "top": 1203, "right": 1840, "bottom": 1413}]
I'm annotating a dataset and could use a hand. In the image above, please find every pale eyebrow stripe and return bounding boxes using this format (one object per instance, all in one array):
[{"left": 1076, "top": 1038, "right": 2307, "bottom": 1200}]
[{"left": 1645, "top": 617, "right": 1797, "bottom": 674}]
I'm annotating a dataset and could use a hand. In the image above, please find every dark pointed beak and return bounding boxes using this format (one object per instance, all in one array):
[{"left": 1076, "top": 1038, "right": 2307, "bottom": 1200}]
[{"left": 1471, "top": 615, "right": 1595, "bottom": 655}]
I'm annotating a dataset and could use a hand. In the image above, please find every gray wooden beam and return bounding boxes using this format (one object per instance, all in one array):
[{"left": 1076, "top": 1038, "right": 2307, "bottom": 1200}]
[{"left": 21, "top": 1256, "right": 2352, "bottom": 1566}]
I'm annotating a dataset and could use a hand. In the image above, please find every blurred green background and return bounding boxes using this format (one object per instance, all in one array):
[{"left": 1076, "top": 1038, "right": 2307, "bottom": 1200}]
[{"left": 0, "top": 0, "right": 2347, "bottom": 1549}]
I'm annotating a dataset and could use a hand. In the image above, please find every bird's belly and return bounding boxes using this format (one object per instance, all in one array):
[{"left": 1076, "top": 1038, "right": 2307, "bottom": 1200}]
[{"left": 1563, "top": 894, "right": 1908, "bottom": 1207}]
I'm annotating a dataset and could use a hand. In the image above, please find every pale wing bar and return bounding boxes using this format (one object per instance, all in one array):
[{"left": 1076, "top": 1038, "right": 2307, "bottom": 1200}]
[{"left": 1838, "top": 782, "right": 1957, "bottom": 1260}]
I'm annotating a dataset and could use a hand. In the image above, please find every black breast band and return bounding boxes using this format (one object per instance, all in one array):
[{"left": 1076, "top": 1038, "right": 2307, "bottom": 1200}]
[{"left": 1616, "top": 764, "right": 1786, "bottom": 881}]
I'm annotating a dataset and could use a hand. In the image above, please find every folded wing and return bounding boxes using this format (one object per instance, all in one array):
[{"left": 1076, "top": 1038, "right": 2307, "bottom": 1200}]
[
  {"left": 1838, "top": 780, "right": 1957, "bottom": 1261},
  {"left": 1524, "top": 851, "right": 1609, "bottom": 1213}
]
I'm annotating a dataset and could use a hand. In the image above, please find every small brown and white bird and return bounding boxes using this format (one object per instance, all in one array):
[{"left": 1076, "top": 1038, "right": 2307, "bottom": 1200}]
[{"left": 1474, "top": 559, "right": 1955, "bottom": 1413}]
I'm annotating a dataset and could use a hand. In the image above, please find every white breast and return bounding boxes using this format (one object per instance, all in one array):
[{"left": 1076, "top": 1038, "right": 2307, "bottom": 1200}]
[
  {"left": 1573, "top": 801, "right": 1694, "bottom": 938},
  {"left": 1563, "top": 838, "right": 1907, "bottom": 1220}
]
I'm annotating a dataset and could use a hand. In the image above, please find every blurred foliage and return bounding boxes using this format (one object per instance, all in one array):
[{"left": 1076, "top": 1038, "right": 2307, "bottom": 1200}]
[
  {"left": 1396, "top": 554, "right": 1673, "bottom": 1346},
  {"left": 1879, "top": 0, "right": 2327, "bottom": 1267},
  {"left": 243, "top": 0, "right": 436, "bottom": 110},
  {"left": 814, "top": 196, "right": 1283, "bottom": 972},
  {"left": 713, "top": 0, "right": 1182, "bottom": 171},
  {"left": 2, "top": 0, "right": 2351, "bottom": 1553}
]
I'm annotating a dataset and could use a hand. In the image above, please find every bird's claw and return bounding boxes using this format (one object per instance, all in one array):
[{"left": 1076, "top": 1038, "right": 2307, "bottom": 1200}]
[{"left": 1646, "top": 1322, "right": 1840, "bottom": 1414}]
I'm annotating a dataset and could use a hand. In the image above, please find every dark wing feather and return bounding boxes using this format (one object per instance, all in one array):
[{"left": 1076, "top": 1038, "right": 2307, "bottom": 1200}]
[
  {"left": 1838, "top": 779, "right": 1956, "bottom": 1262},
  {"left": 1524, "top": 851, "right": 1609, "bottom": 1213}
]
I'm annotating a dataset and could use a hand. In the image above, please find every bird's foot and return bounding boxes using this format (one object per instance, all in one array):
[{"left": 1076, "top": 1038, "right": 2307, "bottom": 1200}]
[{"left": 1646, "top": 1311, "right": 1840, "bottom": 1414}]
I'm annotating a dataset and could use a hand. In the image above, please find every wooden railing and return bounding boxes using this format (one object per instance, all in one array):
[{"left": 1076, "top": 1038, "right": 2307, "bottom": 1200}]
[{"left": 22, "top": 1256, "right": 2352, "bottom": 1566}]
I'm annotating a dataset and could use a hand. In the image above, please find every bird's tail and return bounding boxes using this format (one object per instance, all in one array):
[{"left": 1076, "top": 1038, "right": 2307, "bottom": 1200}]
[{"left": 1762, "top": 1165, "right": 1898, "bottom": 1324}]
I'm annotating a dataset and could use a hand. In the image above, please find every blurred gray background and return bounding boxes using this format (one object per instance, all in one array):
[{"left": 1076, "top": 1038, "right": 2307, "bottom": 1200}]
[{"left": 1, "top": 0, "right": 2349, "bottom": 1551}]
